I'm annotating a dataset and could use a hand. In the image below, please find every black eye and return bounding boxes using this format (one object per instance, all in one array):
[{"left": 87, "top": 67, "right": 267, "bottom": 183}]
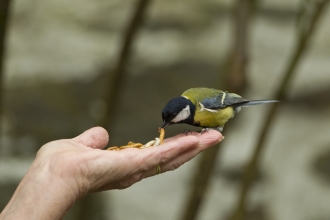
[{"left": 172, "top": 113, "right": 177, "bottom": 117}]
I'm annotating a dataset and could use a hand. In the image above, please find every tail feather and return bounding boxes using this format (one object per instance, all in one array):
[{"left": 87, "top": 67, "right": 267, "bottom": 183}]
[{"left": 234, "top": 100, "right": 279, "bottom": 108}]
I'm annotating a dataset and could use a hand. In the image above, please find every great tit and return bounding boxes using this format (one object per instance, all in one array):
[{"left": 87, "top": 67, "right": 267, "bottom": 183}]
[{"left": 161, "top": 87, "right": 278, "bottom": 132}]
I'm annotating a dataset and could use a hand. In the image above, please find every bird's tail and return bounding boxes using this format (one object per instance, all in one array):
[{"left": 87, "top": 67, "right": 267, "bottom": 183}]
[{"left": 234, "top": 99, "right": 279, "bottom": 108}]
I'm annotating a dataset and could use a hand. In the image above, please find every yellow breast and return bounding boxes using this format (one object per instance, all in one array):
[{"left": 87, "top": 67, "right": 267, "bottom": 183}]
[{"left": 194, "top": 105, "right": 234, "bottom": 128}]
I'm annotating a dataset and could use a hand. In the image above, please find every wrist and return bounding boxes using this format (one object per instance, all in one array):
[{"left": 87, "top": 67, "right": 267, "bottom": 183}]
[{"left": 1, "top": 158, "right": 78, "bottom": 220}]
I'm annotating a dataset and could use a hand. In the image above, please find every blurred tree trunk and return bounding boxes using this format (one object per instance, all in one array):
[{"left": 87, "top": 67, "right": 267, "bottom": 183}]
[
  {"left": 77, "top": 1, "right": 151, "bottom": 220},
  {"left": 179, "top": 1, "right": 255, "bottom": 220},
  {"left": 100, "top": 0, "right": 151, "bottom": 133},
  {"left": 226, "top": 0, "right": 257, "bottom": 92},
  {"left": 0, "top": 0, "right": 11, "bottom": 142},
  {"left": 229, "top": 1, "right": 330, "bottom": 220}
]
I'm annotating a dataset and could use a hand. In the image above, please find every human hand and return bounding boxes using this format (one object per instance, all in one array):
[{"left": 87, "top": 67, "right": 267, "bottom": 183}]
[{"left": 0, "top": 127, "right": 222, "bottom": 220}]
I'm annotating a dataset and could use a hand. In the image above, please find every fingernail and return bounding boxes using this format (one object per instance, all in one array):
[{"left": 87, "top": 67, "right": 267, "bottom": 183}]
[{"left": 219, "top": 136, "right": 225, "bottom": 142}]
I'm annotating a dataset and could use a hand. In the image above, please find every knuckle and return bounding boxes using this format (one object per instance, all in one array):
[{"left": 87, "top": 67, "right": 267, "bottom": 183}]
[
  {"left": 139, "top": 164, "right": 149, "bottom": 172},
  {"left": 118, "top": 180, "right": 133, "bottom": 189},
  {"left": 159, "top": 156, "right": 170, "bottom": 164},
  {"left": 170, "top": 163, "right": 182, "bottom": 171},
  {"left": 118, "top": 173, "right": 144, "bottom": 188},
  {"left": 131, "top": 173, "right": 144, "bottom": 182}
]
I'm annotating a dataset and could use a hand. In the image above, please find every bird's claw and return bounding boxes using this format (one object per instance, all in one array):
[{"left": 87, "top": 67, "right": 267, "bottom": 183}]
[
  {"left": 183, "top": 129, "right": 193, "bottom": 136},
  {"left": 200, "top": 128, "right": 210, "bottom": 134}
]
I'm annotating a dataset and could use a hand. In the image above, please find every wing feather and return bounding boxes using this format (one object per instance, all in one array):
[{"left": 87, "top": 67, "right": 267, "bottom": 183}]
[
  {"left": 202, "top": 92, "right": 247, "bottom": 110},
  {"left": 182, "top": 88, "right": 247, "bottom": 110}
]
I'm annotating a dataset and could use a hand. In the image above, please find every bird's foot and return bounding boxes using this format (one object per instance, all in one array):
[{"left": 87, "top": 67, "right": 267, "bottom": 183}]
[
  {"left": 200, "top": 128, "right": 210, "bottom": 134},
  {"left": 183, "top": 129, "right": 193, "bottom": 136},
  {"left": 199, "top": 127, "right": 223, "bottom": 134}
]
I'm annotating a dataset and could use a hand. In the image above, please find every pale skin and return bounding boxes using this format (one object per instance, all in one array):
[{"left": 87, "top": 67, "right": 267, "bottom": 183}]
[{"left": 0, "top": 127, "right": 223, "bottom": 220}]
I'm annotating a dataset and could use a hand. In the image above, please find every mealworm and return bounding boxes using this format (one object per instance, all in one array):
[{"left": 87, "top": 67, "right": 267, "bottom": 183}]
[
  {"left": 144, "top": 140, "right": 156, "bottom": 148},
  {"left": 159, "top": 127, "right": 165, "bottom": 144},
  {"left": 107, "top": 146, "right": 119, "bottom": 151},
  {"left": 120, "top": 143, "right": 143, "bottom": 149},
  {"left": 154, "top": 137, "right": 161, "bottom": 146}
]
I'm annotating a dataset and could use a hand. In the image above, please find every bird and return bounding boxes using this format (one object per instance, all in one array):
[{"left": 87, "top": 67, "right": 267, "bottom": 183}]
[{"left": 161, "top": 87, "right": 278, "bottom": 132}]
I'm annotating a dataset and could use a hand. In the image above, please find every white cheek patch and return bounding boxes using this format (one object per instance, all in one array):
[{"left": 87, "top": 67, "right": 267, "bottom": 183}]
[{"left": 171, "top": 105, "right": 191, "bottom": 123}]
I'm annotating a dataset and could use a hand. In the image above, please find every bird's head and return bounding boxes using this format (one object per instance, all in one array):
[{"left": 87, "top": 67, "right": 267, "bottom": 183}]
[{"left": 161, "top": 96, "right": 195, "bottom": 128}]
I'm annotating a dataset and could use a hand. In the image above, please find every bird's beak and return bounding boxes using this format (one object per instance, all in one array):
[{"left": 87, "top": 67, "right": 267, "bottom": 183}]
[{"left": 161, "top": 120, "right": 171, "bottom": 129}]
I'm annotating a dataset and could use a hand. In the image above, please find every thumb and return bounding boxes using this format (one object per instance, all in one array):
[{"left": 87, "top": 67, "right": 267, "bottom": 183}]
[{"left": 72, "top": 127, "right": 109, "bottom": 149}]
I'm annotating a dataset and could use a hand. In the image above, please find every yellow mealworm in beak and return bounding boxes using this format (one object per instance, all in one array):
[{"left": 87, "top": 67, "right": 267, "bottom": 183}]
[{"left": 159, "top": 127, "right": 165, "bottom": 144}]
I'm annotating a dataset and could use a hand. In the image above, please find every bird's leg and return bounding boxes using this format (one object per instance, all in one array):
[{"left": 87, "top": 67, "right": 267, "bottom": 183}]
[
  {"left": 183, "top": 129, "right": 193, "bottom": 136},
  {"left": 200, "top": 128, "right": 210, "bottom": 134}
]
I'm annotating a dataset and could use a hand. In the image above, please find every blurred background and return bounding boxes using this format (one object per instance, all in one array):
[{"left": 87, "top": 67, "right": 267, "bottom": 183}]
[{"left": 0, "top": 0, "right": 330, "bottom": 219}]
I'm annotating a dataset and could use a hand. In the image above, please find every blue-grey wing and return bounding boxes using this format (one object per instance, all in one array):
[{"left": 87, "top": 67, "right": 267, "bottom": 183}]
[{"left": 201, "top": 92, "right": 247, "bottom": 110}]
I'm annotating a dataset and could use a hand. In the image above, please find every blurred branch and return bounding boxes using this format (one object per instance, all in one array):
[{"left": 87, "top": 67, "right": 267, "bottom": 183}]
[
  {"left": 179, "top": 1, "right": 254, "bottom": 220},
  {"left": 229, "top": 1, "right": 329, "bottom": 220},
  {"left": 75, "top": 193, "right": 108, "bottom": 220},
  {"left": 78, "top": 1, "right": 151, "bottom": 219},
  {"left": 226, "top": 0, "right": 257, "bottom": 92},
  {"left": 179, "top": 145, "right": 221, "bottom": 220},
  {"left": 100, "top": 0, "right": 151, "bottom": 130},
  {"left": 0, "top": 0, "right": 12, "bottom": 144}
]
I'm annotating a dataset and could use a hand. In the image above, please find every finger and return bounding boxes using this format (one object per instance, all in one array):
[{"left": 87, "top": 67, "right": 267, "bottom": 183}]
[
  {"left": 72, "top": 127, "right": 109, "bottom": 149},
  {"left": 143, "top": 130, "right": 222, "bottom": 177},
  {"left": 143, "top": 130, "right": 222, "bottom": 169},
  {"left": 117, "top": 135, "right": 200, "bottom": 174},
  {"left": 163, "top": 130, "right": 222, "bottom": 143},
  {"left": 196, "top": 130, "right": 223, "bottom": 147},
  {"left": 159, "top": 131, "right": 223, "bottom": 173},
  {"left": 162, "top": 131, "right": 200, "bottom": 143},
  {"left": 103, "top": 136, "right": 199, "bottom": 189}
]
